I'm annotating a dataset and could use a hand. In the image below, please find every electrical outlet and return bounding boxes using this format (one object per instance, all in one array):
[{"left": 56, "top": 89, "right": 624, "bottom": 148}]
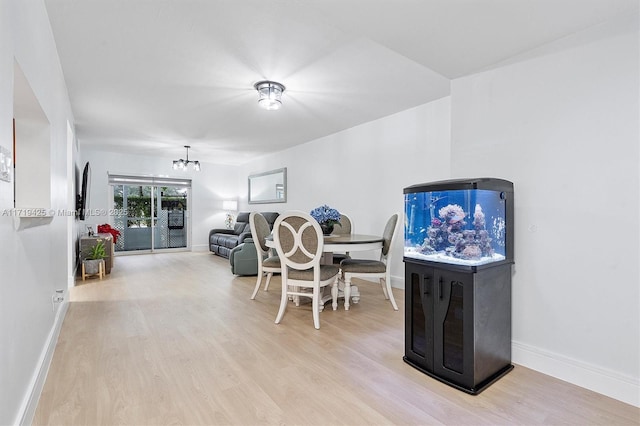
[{"left": 52, "top": 289, "right": 64, "bottom": 303}]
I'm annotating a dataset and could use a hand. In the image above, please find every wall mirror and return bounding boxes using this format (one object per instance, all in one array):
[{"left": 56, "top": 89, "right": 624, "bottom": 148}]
[{"left": 248, "top": 167, "right": 287, "bottom": 204}]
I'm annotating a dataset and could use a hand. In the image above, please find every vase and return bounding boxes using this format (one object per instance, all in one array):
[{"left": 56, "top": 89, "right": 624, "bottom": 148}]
[
  {"left": 320, "top": 223, "right": 334, "bottom": 235},
  {"left": 83, "top": 259, "right": 102, "bottom": 275}
]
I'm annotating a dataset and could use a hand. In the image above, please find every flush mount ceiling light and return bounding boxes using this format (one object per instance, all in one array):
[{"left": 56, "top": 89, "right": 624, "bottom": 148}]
[
  {"left": 254, "top": 80, "right": 285, "bottom": 110},
  {"left": 172, "top": 145, "right": 201, "bottom": 171}
]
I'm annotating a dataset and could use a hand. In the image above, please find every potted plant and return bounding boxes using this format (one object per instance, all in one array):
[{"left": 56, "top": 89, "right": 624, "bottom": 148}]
[
  {"left": 83, "top": 240, "right": 106, "bottom": 276},
  {"left": 310, "top": 204, "right": 342, "bottom": 235}
]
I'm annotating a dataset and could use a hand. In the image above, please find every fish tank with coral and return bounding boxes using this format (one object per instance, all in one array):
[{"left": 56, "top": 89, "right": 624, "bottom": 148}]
[{"left": 403, "top": 178, "right": 514, "bottom": 268}]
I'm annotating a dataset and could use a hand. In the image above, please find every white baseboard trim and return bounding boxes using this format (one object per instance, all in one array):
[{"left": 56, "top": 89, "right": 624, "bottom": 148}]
[
  {"left": 191, "top": 244, "right": 209, "bottom": 252},
  {"left": 512, "top": 340, "right": 639, "bottom": 407},
  {"left": 17, "top": 300, "right": 69, "bottom": 426},
  {"left": 353, "top": 274, "right": 405, "bottom": 290},
  {"left": 391, "top": 274, "right": 405, "bottom": 290}
]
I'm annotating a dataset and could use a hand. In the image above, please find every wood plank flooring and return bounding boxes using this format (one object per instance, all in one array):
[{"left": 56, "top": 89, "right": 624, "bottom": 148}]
[{"left": 34, "top": 251, "right": 639, "bottom": 425}]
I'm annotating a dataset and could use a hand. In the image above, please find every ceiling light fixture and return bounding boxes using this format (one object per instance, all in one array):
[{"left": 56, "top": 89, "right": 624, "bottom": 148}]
[
  {"left": 254, "top": 80, "right": 285, "bottom": 110},
  {"left": 172, "top": 145, "right": 201, "bottom": 171}
]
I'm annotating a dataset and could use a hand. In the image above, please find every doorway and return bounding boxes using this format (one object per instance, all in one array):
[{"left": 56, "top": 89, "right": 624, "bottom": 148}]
[{"left": 109, "top": 175, "right": 191, "bottom": 253}]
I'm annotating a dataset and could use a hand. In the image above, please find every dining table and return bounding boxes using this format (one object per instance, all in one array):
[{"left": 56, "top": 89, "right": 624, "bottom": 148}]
[{"left": 266, "top": 233, "right": 384, "bottom": 309}]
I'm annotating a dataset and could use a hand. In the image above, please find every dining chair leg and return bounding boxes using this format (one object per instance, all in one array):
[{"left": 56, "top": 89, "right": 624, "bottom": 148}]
[
  {"left": 343, "top": 275, "right": 352, "bottom": 311},
  {"left": 250, "top": 268, "right": 263, "bottom": 300},
  {"left": 384, "top": 272, "right": 399, "bottom": 310},
  {"left": 275, "top": 279, "right": 288, "bottom": 324},
  {"left": 312, "top": 286, "right": 321, "bottom": 329},
  {"left": 380, "top": 278, "right": 389, "bottom": 299},
  {"left": 331, "top": 277, "right": 339, "bottom": 311},
  {"left": 264, "top": 272, "right": 273, "bottom": 291}
]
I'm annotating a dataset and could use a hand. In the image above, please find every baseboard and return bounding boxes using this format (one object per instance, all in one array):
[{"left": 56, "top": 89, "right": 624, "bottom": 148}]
[
  {"left": 191, "top": 244, "right": 209, "bottom": 252},
  {"left": 512, "top": 340, "right": 639, "bottom": 407},
  {"left": 17, "top": 300, "right": 69, "bottom": 425},
  {"left": 391, "top": 274, "right": 404, "bottom": 290},
  {"left": 356, "top": 274, "right": 405, "bottom": 290}
]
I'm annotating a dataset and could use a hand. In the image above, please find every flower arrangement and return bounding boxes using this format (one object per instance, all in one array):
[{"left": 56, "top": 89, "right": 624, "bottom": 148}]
[
  {"left": 310, "top": 204, "right": 341, "bottom": 227},
  {"left": 98, "top": 223, "right": 121, "bottom": 243}
]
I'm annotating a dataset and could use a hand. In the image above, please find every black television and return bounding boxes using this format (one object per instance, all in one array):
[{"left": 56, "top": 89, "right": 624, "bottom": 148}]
[{"left": 76, "top": 162, "right": 90, "bottom": 220}]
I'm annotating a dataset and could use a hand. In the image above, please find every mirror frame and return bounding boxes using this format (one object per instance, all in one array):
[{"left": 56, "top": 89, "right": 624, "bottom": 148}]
[{"left": 248, "top": 167, "right": 287, "bottom": 204}]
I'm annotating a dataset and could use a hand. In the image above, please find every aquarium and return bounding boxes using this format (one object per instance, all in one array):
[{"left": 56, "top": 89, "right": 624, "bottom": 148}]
[{"left": 404, "top": 178, "right": 514, "bottom": 267}]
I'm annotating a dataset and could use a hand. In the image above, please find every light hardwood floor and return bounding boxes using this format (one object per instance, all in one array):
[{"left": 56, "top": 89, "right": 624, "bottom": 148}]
[{"left": 34, "top": 251, "right": 639, "bottom": 425}]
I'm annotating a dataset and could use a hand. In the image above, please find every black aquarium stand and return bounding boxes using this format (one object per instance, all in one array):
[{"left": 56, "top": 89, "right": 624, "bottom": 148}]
[{"left": 403, "top": 258, "right": 513, "bottom": 394}]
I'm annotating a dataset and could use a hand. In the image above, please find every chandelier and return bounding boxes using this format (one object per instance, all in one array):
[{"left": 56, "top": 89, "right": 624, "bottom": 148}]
[
  {"left": 254, "top": 80, "right": 285, "bottom": 110},
  {"left": 172, "top": 145, "right": 201, "bottom": 171}
]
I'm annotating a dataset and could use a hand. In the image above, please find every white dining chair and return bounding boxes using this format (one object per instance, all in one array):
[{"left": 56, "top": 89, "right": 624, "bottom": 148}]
[
  {"left": 249, "top": 212, "right": 281, "bottom": 300},
  {"left": 340, "top": 213, "right": 399, "bottom": 310},
  {"left": 273, "top": 211, "right": 340, "bottom": 329},
  {"left": 331, "top": 213, "right": 353, "bottom": 265}
]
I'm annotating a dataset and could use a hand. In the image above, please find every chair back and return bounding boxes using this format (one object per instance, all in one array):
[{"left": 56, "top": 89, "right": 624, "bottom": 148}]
[
  {"left": 249, "top": 212, "right": 272, "bottom": 257},
  {"left": 333, "top": 213, "right": 352, "bottom": 235},
  {"left": 381, "top": 213, "right": 399, "bottom": 262},
  {"left": 273, "top": 211, "right": 323, "bottom": 271}
]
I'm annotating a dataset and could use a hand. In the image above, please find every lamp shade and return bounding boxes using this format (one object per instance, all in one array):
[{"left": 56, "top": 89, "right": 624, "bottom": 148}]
[{"left": 223, "top": 200, "right": 238, "bottom": 211}]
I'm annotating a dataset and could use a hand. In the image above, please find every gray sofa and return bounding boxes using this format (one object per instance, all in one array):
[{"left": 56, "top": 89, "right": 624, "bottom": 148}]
[{"left": 209, "top": 212, "right": 278, "bottom": 258}]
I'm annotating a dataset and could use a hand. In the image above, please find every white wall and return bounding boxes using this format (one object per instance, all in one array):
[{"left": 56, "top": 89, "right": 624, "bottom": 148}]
[
  {"left": 83, "top": 95, "right": 452, "bottom": 281},
  {"left": 238, "top": 98, "right": 452, "bottom": 286},
  {"left": 0, "top": 0, "right": 76, "bottom": 424},
  {"left": 450, "top": 16, "right": 639, "bottom": 406},
  {"left": 80, "top": 148, "right": 240, "bottom": 252}
]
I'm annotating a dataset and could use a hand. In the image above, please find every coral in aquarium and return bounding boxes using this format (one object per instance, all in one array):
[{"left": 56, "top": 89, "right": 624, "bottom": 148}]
[
  {"left": 419, "top": 203, "right": 494, "bottom": 261},
  {"left": 473, "top": 204, "right": 485, "bottom": 230},
  {"left": 462, "top": 244, "right": 482, "bottom": 259},
  {"left": 438, "top": 204, "right": 466, "bottom": 228}
]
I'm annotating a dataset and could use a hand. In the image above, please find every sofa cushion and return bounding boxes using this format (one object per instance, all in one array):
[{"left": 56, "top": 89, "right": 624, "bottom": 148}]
[{"left": 219, "top": 234, "right": 242, "bottom": 249}]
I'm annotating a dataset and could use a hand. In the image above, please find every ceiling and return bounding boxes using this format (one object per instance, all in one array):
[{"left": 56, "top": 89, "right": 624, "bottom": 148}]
[{"left": 44, "top": 0, "right": 637, "bottom": 166}]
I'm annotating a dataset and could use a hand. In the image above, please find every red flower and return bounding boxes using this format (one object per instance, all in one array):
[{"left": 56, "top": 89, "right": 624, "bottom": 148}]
[{"left": 97, "top": 224, "right": 121, "bottom": 244}]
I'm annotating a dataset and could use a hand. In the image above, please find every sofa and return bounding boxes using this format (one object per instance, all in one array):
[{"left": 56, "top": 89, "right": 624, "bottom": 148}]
[{"left": 209, "top": 211, "right": 279, "bottom": 258}]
